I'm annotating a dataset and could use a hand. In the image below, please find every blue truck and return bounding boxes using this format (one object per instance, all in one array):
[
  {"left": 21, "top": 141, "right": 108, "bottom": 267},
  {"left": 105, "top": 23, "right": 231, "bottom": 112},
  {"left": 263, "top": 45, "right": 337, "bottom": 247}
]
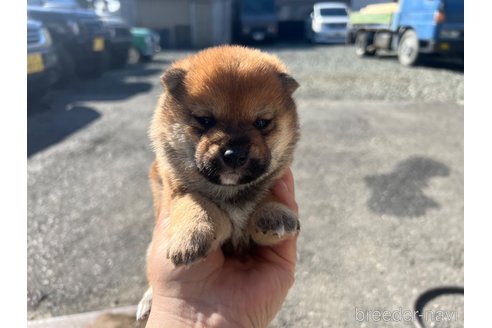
[{"left": 347, "top": 0, "right": 464, "bottom": 66}]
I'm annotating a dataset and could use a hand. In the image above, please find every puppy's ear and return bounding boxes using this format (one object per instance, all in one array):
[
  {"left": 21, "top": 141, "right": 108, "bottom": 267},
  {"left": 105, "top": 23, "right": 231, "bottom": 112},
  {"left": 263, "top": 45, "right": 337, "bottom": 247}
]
[
  {"left": 278, "top": 73, "right": 299, "bottom": 95},
  {"left": 160, "top": 68, "right": 186, "bottom": 94}
]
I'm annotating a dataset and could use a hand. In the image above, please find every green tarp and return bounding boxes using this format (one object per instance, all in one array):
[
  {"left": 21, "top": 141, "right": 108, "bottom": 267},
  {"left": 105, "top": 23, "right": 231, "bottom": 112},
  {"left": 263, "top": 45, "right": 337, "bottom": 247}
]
[{"left": 349, "top": 12, "right": 394, "bottom": 26}]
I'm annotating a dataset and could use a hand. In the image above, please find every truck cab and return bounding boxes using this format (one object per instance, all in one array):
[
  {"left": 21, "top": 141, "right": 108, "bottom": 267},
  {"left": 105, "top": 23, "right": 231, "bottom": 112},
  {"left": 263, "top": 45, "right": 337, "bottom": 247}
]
[{"left": 397, "top": 0, "right": 464, "bottom": 56}]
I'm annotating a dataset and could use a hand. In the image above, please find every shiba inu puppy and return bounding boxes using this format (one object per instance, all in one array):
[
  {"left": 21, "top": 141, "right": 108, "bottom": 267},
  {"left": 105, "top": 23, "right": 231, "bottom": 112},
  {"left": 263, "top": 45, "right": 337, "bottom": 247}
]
[{"left": 137, "top": 45, "right": 300, "bottom": 320}]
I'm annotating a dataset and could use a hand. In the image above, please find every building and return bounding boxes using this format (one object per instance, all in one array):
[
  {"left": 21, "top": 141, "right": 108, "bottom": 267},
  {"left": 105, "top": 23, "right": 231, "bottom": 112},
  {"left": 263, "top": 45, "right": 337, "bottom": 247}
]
[
  {"left": 120, "top": 0, "right": 360, "bottom": 47},
  {"left": 120, "top": 0, "right": 233, "bottom": 48}
]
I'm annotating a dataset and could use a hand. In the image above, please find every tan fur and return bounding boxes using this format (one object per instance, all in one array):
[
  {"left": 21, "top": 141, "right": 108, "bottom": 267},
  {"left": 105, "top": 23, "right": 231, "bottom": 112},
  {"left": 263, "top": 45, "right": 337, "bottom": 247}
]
[{"left": 148, "top": 45, "right": 300, "bottom": 261}]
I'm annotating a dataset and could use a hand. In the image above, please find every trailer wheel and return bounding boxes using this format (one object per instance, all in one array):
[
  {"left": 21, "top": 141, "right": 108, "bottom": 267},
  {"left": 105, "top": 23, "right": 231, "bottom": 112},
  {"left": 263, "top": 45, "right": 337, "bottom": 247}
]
[
  {"left": 355, "top": 31, "right": 376, "bottom": 57},
  {"left": 398, "top": 29, "right": 420, "bottom": 66}
]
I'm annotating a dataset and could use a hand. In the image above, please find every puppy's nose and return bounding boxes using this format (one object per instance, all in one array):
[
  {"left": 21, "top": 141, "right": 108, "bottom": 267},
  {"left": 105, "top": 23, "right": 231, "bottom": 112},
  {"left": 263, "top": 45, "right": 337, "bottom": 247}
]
[{"left": 222, "top": 146, "right": 248, "bottom": 169}]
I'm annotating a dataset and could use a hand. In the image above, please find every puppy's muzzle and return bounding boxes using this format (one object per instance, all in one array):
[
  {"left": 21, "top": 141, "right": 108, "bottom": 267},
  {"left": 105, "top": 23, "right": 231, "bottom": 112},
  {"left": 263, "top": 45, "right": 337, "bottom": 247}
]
[{"left": 222, "top": 145, "right": 249, "bottom": 169}]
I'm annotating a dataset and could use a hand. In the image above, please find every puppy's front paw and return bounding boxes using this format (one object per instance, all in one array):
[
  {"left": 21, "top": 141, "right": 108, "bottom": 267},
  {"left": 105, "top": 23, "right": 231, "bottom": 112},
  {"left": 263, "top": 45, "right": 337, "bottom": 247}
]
[
  {"left": 251, "top": 203, "right": 300, "bottom": 245},
  {"left": 166, "top": 228, "right": 214, "bottom": 266}
]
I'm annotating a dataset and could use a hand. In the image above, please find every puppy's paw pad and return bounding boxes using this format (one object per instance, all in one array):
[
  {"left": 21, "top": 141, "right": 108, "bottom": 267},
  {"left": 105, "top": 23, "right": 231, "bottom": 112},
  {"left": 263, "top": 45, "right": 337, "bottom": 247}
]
[
  {"left": 136, "top": 288, "right": 153, "bottom": 321},
  {"left": 255, "top": 203, "right": 300, "bottom": 238},
  {"left": 166, "top": 230, "right": 213, "bottom": 266}
]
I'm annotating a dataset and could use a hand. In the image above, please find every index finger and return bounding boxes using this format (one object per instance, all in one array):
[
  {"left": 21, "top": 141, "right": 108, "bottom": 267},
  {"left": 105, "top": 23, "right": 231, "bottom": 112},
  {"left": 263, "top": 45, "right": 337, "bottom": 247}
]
[{"left": 281, "top": 167, "right": 295, "bottom": 196}]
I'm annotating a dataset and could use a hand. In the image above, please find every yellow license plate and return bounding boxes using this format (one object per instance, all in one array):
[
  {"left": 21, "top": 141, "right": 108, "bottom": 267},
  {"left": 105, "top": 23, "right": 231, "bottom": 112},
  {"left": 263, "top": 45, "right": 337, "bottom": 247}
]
[
  {"left": 93, "top": 37, "right": 105, "bottom": 51},
  {"left": 439, "top": 42, "right": 450, "bottom": 51},
  {"left": 27, "top": 53, "right": 44, "bottom": 75}
]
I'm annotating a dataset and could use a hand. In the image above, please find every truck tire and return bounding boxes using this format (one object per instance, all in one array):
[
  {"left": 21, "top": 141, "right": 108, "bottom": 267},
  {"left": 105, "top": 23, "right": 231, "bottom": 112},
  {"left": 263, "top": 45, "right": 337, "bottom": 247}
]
[
  {"left": 398, "top": 29, "right": 420, "bottom": 66},
  {"left": 355, "top": 31, "right": 376, "bottom": 57}
]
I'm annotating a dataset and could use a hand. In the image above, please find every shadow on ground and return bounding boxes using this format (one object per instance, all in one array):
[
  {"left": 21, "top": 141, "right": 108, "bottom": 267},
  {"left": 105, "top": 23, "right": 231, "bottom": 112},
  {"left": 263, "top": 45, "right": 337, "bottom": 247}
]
[
  {"left": 418, "top": 56, "right": 464, "bottom": 73},
  {"left": 53, "top": 65, "right": 156, "bottom": 103},
  {"left": 368, "top": 52, "right": 464, "bottom": 73},
  {"left": 27, "top": 64, "right": 158, "bottom": 157},
  {"left": 27, "top": 105, "right": 101, "bottom": 157},
  {"left": 365, "top": 156, "right": 450, "bottom": 217}
]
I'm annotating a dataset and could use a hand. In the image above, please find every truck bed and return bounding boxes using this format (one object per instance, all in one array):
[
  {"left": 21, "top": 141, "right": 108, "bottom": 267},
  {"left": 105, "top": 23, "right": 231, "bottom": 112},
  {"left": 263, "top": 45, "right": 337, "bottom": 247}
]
[
  {"left": 349, "top": 12, "right": 393, "bottom": 26},
  {"left": 349, "top": 2, "right": 399, "bottom": 27}
]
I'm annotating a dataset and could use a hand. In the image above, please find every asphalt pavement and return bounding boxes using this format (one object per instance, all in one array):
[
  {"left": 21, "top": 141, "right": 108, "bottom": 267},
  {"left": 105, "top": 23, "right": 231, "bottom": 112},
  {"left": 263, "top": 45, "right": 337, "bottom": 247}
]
[{"left": 27, "top": 44, "right": 463, "bottom": 327}]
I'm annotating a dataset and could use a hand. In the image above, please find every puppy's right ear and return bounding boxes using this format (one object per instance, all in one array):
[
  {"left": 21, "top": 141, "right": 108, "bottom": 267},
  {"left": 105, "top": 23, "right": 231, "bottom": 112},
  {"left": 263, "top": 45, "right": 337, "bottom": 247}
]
[
  {"left": 160, "top": 68, "right": 186, "bottom": 94},
  {"left": 278, "top": 72, "right": 299, "bottom": 95}
]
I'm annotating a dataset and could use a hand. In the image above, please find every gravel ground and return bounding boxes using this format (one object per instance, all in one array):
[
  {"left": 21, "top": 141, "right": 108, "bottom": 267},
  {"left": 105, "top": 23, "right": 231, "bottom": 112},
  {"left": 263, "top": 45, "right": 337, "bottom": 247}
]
[
  {"left": 154, "top": 44, "right": 464, "bottom": 103},
  {"left": 27, "top": 44, "right": 464, "bottom": 327}
]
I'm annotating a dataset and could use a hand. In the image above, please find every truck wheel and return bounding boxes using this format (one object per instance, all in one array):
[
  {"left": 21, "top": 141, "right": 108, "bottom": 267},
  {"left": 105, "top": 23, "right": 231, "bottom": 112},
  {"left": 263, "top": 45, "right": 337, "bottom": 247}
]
[
  {"left": 398, "top": 30, "right": 420, "bottom": 66},
  {"left": 355, "top": 31, "right": 376, "bottom": 57}
]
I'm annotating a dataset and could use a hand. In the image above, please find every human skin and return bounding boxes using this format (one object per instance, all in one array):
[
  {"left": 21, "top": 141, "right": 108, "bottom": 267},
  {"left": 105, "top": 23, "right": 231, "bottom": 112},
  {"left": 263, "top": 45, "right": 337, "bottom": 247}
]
[{"left": 145, "top": 168, "right": 299, "bottom": 328}]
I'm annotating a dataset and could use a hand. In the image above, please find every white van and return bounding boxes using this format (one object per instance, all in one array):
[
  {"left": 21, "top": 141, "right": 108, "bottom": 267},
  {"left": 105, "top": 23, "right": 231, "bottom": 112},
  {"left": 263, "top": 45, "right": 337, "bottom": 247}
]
[{"left": 305, "top": 2, "right": 349, "bottom": 43}]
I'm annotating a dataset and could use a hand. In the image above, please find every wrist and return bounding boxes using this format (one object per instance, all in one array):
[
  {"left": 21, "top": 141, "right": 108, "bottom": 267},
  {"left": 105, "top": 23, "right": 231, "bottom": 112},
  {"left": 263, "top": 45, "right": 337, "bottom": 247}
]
[{"left": 145, "top": 296, "right": 254, "bottom": 328}]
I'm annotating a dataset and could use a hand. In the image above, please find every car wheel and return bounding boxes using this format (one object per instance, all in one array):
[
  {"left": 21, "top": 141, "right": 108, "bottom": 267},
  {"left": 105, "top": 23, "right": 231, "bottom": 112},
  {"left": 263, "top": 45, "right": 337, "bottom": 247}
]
[
  {"left": 77, "top": 51, "right": 107, "bottom": 79},
  {"left": 398, "top": 29, "right": 420, "bottom": 66},
  {"left": 355, "top": 31, "right": 376, "bottom": 57},
  {"left": 304, "top": 23, "right": 313, "bottom": 44},
  {"left": 53, "top": 45, "right": 75, "bottom": 88},
  {"left": 306, "top": 31, "right": 314, "bottom": 44},
  {"left": 27, "top": 86, "right": 49, "bottom": 104},
  {"left": 128, "top": 47, "right": 141, "bottom": 64},
  {"left": 140, "top": 54, "right": 153, "bottom": 63},
  {"left": 110, "top": 49, "right": 129, "bottom": 69}
]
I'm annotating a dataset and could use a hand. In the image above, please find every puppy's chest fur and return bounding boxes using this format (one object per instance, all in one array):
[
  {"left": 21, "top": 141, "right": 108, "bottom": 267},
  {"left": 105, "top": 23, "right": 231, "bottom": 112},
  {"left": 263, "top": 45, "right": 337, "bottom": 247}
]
[{"left": 217, "top": 199, "right": 258, "bottom": 248}]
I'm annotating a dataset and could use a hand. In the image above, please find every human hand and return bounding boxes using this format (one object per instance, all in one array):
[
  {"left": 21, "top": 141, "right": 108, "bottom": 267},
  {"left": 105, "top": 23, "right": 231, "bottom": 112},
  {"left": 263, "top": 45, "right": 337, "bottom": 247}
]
[{"left": 145, "top": 168, "right": 299, "bottom": 328}]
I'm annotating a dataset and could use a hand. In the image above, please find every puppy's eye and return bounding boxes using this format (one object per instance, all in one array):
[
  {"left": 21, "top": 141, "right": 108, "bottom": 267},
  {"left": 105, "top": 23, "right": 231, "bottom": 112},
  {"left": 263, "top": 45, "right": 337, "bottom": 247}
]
[
  {"left": 254, "top": 119, "right": 271, "bottom": 130},
  {"left": 195, "top": 116, "right": 216, "bottom": 129}
]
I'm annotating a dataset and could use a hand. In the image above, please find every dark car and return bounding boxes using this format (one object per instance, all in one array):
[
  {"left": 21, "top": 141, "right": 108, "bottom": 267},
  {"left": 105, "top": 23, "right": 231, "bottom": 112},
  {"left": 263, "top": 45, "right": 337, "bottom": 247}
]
[
  {"left": 99, "top": 15, "right": 132, "bottom": 69},
  {"left": 28, "top": 1, "right": 107, "bottom": 84},
  {"left": 27, "top": 19, "right": 59, "bottom": 101},
  {"left": 36, "top": 0, "right": 133, "bottom": 69}
]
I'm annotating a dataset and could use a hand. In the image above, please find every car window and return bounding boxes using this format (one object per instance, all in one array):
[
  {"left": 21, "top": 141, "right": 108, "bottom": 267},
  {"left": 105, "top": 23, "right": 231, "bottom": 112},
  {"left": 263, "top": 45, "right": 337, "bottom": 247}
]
[{"left": 319, "top": 8, "right": 348, "bottom": 16}]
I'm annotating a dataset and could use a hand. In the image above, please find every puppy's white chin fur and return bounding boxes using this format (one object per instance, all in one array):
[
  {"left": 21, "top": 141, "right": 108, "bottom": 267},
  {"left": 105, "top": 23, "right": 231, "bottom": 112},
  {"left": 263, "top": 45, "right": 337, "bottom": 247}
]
[{"left": 220, "top": 173, "right": 240, "bottom": 185}]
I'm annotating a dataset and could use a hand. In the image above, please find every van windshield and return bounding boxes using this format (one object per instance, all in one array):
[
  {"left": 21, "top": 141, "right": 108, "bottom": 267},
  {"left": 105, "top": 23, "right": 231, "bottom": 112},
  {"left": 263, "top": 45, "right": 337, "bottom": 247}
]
[{"left": 319, "top": 8, "right": 348, "bottom": 16}]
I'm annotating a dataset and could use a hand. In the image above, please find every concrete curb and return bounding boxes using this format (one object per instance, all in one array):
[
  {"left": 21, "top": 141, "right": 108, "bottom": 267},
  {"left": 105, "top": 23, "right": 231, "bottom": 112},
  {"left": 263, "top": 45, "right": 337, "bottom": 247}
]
[{"left": 27, "top": 305, "right": 139, "bottom": 328}]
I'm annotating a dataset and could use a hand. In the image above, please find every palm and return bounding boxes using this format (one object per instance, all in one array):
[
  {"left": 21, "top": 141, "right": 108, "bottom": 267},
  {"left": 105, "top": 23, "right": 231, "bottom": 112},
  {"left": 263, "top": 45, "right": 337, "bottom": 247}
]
[{"left": 153, "top": 240, "right": 296, "bottom": 327}]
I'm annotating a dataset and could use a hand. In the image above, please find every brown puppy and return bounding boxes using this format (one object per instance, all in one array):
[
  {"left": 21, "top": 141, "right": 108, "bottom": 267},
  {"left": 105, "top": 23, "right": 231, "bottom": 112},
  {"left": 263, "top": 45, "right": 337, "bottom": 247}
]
[{"left": 137, "top": 45, "right": 300, "bottom": 320}]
